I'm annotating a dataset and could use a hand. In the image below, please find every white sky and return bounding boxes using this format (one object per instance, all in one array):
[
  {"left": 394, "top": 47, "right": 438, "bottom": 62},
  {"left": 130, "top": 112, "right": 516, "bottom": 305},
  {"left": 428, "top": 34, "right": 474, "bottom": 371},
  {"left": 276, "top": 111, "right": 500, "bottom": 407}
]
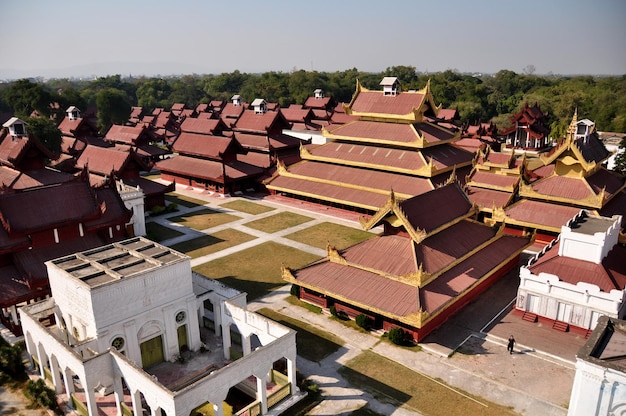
[{"left": 0, "top": 0, "right": 624, "bottom": 79}]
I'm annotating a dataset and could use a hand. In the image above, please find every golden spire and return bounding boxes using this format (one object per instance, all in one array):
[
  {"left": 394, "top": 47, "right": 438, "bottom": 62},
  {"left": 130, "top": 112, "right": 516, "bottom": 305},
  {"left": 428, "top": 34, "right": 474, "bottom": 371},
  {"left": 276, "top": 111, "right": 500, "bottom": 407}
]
[{"left": 567, "top": 108, "right": 579, "bottom": 140}]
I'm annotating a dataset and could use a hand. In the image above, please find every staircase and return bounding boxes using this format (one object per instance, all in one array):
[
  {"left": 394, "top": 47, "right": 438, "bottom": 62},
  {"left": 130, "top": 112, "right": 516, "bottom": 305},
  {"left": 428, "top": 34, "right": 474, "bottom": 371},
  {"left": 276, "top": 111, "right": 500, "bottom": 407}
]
[
  {"left": 553, "top": 321, "right": 569, "bottom": 332},
  {"left": 522, "top": 311, "right": 538, "bottom": 323}
]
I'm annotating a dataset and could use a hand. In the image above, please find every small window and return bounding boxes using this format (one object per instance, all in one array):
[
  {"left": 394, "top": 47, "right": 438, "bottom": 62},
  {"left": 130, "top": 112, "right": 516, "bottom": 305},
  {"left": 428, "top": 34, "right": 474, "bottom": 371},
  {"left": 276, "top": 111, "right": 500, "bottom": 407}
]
[
  {"left": 176, "top": 311, "right": 186, "bottom": 323},
  {"left": 112, "top": 337, "right": 125, "bottom": 350},
  {"left": 13, "top": 123, "right": 25, "bottom": 135}
]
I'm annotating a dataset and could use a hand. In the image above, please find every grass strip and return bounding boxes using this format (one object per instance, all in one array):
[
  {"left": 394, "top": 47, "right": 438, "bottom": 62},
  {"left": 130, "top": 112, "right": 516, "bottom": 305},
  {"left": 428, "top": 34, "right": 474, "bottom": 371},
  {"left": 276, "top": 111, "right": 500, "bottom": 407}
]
[
  {"left": 256, "top": 308, "right": 343, "bottom": 362},
  {"left": 340, "top": 351, "right": 516, "bottom": 416},
  {"left": 285, "top": 222, "right": 376, "bottom": 250},
  {"left": 219, "top": 200, "right": 275, "bottom": 215},
  {"left": 167, "top": 208, "right": 241, "bottom": 230},
  {"left": 192, "top": 242, "right": 320, "bottom": 300},
  {"left": 243, "top": 212, "right": 313, "bottom": 233}
]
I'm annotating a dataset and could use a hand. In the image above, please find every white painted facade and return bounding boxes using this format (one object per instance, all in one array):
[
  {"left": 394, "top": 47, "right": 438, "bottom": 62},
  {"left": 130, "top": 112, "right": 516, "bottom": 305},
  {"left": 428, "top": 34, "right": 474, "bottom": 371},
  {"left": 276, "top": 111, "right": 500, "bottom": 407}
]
[
  {"left": 117, "top": 180, "right": 146, "bottom": 237},
  {"left": 568, "top": 316, "right": 626, "bottom": 416},
  {"left": 517, "top": 211, "right": 626, "bottom": 331},
  {"left": 19, "top": 237, "right": 300, "bottom": 416},
  {"left": 282, "top": 128, "right": 326, "bottom": 145}
]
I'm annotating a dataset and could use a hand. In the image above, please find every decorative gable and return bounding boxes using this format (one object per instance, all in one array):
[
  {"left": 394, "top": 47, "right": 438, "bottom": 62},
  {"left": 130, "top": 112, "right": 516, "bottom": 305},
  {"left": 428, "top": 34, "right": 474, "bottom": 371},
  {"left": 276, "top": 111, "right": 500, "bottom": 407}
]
[
  {"left": 66, "top": 106, "right": 81, "bottom": 120},
  {"left": 2, "top": 117, "right": 27, "bottom": 137},
  {"left": 380, "top": 77, "right": 399, "bottom": 96}
]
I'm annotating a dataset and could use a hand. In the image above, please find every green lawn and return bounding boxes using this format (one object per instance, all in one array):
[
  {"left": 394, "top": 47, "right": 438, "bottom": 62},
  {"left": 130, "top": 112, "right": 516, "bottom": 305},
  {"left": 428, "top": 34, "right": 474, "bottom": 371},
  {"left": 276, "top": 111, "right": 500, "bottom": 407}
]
[
  {"left": 145, "top": 222, "right": 185, "bottom": 242},
  {"left": 257, "top": 308, "right": 343, "bottom": 362},
  {"left": 285, "top": 222, "right": 377, "bottom": 250},
  {"left": 167, "top": 208, "right": 241, "bottom": 231},
  {"left": 242, "top": 212, "right": 313, "bottom": 233},
  {"left": 340, "top": 351, "right": 517, "bottom": 416},
  {"left": 192, "top": 242, "right": 321, "bottom": 300},
  {"left": 219, "top": 200, "right": 275, "bottom": 215},
  {"left": 169, "top": 229, "right": 256, "bottom": 258},
  {"left": 165, "top": 193, "right": 208, "bottom": 208}
]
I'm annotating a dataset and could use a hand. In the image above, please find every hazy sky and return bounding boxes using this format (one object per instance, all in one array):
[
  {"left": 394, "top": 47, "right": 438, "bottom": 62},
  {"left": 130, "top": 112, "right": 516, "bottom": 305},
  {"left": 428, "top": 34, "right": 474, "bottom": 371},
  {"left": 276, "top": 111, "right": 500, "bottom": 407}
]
[{"left": 1, "top": 0, "right": 624, "bottom": 79}]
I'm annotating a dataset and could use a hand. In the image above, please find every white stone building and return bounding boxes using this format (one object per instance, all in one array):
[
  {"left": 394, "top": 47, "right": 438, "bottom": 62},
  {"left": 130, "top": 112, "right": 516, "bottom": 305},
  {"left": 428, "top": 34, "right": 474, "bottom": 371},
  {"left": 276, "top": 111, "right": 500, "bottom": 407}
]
[
  {"left": 516, "top": 210, "right": 626, "bottom": 335},
  {"left": 117, "top": 179, "right": 146, "bottom": 237},
  {"left": 568, "top": 315, "right": 626, "bottom": 416},
  {"left": 19, "top": 237, "right": 301, "bottom": 416}
]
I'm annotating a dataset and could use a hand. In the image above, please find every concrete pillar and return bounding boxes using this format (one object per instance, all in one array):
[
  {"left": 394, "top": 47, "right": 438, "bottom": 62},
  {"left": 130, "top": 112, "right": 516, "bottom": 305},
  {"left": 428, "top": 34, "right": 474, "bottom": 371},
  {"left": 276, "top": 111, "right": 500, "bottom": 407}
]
[
  {"left": 49, "top": 356, "right": 63, "bottom": 393},
  {"left": 123, "top": 320, "right": 139, "bottom": 365},
  {"left": 9, "top": 305, "right": 18, "bottom": 325},
  {"left": 24, "top": 333, "right": 34, "bottom": 368},
  {"left": 222, "top": 323, "right": 231, "bottom": 360},
  {"left": 35, "top": 343, "right": 46, "bottom": 378},
  {"left": 213, "top": 300, "right": 222, "bottom": 336},
  {"left": 185, "top": 300, "right": 201, "bottom": 350},
  {"left": 62, "top": 367, "right": 75, "bottom": 407},
  {"left": 112, "top": 375, "right": 124, "bottom": 416},
  {"left": 287, "top": 357, "right": 297, "bottom": 394},
  {"left": 213, "top": 400, "right": 224, "bottom": 416},
  {"left": 256, "top": 375, "right": 268, "bottom": 414},
  {"left": 151, "top": 406, "right": 162, "bottom": 416},
  {"left": 242, "top": 334, "right": 251, "bottom": 356},
  {"left": 83, "top": 380, "right": 99, "bottom": 416},
  {"left": 131, "top": 389, "right": 143, "bottom": 416}
]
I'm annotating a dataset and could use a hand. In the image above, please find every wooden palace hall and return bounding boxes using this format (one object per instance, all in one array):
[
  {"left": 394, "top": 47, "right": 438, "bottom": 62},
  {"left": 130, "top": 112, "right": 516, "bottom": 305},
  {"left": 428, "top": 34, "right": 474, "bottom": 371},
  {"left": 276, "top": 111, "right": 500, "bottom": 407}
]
[
  {"left": 265, "top": 77, "right": 475, "bottom": 214},
  {"left": 485, "top": 111, "right": 626, "bottom": 244},
  {"left": 282, "top": 182, "right": 532, "bottom": 342}
]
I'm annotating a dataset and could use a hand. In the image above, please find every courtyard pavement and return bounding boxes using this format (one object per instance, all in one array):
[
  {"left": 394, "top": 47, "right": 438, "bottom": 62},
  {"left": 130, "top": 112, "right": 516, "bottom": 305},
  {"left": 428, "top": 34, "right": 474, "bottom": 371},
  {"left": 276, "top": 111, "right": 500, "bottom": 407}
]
[{"left": 147, "top": 184, "right": 584, "bottom": 416}]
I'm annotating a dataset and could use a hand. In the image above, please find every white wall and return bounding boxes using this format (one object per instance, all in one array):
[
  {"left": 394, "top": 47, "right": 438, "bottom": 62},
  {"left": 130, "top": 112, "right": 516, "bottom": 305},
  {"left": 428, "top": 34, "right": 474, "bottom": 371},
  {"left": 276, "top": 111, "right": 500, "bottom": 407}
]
[{"left": 568, "top": 359, "right": 626, "bottom": 415}]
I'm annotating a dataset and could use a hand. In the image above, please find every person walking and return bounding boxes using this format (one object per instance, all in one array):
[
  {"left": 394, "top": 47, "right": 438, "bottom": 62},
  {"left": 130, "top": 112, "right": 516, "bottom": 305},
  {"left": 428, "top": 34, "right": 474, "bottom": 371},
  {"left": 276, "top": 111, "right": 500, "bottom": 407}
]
[{"left": 507, "top": 335, "right": 516, "bottom": 354}]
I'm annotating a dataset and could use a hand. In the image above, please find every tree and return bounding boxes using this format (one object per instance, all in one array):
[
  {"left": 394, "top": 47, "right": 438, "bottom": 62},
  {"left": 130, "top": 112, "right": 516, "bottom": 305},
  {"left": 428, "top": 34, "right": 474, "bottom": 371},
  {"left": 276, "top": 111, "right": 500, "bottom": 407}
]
[
  {"left": 382, "top": 65, "right": 419, "bottom": 88},
  {"left": 136, "top": 78, "right": 172, "bottom": 109},
  {"left": 5, "top": 79, "right": 53, "bottom": 118},
  {"left": 388, "top": 327, "right": 407, "bottom": 346},
  {"left": 56, "top": 87, "right": 87, "bottom": 114},
  {"left": 95, "top": 88, "right": 131, "bottom": 132},
  {"left": 168, "top": 75, "right": 206, "bottom": 108},
  {"left": 0, "top": 343, "right": 25, "bottom": 377},
  {"left": 613, "top": 135, "right": 626, "bottom": 175},
  {"left": 25, "top": 116, "right": 62, "bottom": 155}
]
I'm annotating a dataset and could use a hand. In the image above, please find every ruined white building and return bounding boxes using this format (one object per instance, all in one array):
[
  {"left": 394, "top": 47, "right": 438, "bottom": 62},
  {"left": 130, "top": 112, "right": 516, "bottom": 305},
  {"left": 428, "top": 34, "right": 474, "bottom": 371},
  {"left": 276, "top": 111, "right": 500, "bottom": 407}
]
[{"left": 19, "top": 237, "right": 301, "bottom": 416}]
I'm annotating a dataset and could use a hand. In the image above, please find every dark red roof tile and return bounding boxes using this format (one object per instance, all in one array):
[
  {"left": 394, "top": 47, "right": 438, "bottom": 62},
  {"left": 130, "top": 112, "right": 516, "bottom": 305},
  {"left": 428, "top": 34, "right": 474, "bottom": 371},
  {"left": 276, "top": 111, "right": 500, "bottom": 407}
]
[
  {"left": 0, "top": 181, "right": 99, "bottom": 233},
  {"left": 505, "top": 200, "right": 581, "bottom": 229},
  {"left": 351, "top": 90, "right": 426, "bottom": 116},
  {"left": 76, "top": 146, "right": 132, "bottom": 176},
  {"left": 528, "top": 241, "right": 626, "bottom": 292},
  {"left": 399, "top": 183, "right": 473, "bottom": 233}
]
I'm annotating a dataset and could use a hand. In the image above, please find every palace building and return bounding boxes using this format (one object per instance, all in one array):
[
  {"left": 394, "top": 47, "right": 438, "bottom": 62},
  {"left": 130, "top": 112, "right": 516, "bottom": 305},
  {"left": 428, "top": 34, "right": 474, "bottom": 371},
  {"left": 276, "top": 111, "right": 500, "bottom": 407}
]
[
  {"left": 20, "top": 237, "right": 301, "bottom": 416},
  {"left": 568, "top": 316, "right": 626, "bottom": 416},
  {"left": 265, "top": 77, "right": 475, "bottom": 214},
  {"left": 487, "top": 111, "right": 626, "bottom": 243},
  {"left": 516, "top": 211, "right": 626, "bottom": 336},
  {"left": 283, "top": 183, "right": 531, "bottom": 342}
]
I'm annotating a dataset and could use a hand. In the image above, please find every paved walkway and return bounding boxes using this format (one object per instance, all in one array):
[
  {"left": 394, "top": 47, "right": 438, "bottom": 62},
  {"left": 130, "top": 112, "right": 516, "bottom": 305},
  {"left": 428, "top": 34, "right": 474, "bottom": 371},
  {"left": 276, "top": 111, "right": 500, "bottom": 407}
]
[{"left": 145, "top": 184, "right": 581, "bottom": 416}]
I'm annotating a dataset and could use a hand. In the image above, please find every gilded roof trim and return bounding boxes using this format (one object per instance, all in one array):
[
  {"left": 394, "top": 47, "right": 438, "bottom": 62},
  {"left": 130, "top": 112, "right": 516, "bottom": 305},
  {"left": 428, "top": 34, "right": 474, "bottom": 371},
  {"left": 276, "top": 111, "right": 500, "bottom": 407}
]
[
  {"left": 518, "top": 179, "right": 605, "bottom": 209},
  {"left": 301, "top": 144, "right": 439, "bottom": 177},
  {"left": 359, "top": 188, "right": 478, "bottom": 243},
  {"left": 281, "top": 263, "right": 424, "bottom": 326},
  {"left": 343, "top": 79, "right": 442, "bottom": 122}
]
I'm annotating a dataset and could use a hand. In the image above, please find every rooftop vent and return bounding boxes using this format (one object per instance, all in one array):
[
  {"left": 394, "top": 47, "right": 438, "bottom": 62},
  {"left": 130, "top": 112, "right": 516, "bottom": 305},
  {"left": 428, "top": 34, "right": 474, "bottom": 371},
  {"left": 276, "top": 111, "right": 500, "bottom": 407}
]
[{"left": 380, "top": 77, "right": 399, "bottom": 96}]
